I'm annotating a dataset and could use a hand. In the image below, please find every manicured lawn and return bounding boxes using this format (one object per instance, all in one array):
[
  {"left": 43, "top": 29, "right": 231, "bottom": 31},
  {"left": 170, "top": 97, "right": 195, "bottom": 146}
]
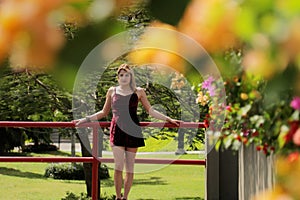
[
  {"left": 0, "top": 135, "right": 205, "bottom": 199},
  {"left": 0, "top": 153, "right": 205, "bottom": 200},
  {"left": 102, "top": 153, "right": 205, "bottom": 200},
  {"left": 0, "top": 162, "right": 86, "bottom": 200}
]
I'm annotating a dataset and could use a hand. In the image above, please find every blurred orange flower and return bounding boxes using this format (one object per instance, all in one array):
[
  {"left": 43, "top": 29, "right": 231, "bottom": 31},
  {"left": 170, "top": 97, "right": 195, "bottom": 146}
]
[
  {"left": 240, "top": 93, "right": 248, "bottom": 100},
  {"left": 178, "top": 0, "right": 239, "bottom": 53},
  {"left": 127, "top": 21, "right": 187, "bottom": 73},
  {"left": 0, "top": 0, "right": 85, "bottom": 70},
  {"left": 293, "top": 128, "right": 300, "bottom": 146}
]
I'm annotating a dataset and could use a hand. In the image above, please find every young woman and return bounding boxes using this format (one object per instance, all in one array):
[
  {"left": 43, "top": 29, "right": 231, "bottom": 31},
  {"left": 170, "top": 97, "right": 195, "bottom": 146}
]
[{"left": 76, "top": 63, "right": 180, "bottom": 200}]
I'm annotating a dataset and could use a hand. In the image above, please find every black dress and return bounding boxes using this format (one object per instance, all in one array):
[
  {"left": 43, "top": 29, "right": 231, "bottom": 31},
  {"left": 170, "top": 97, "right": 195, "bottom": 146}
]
[{"left": 109, "top": 88, "right": 145, "bottom": 147}]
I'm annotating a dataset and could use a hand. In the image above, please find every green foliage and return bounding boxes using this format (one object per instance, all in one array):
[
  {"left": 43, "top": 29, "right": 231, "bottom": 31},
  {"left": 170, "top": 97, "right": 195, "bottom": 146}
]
[
  {"left": 146, "top": 0, "right": 190, "bottom": 26},
  {"left": 118, "top": 4, "right": 152, "bottom": 29},
  {"left": 198, "top": 50, "right": 298, "bottom": 155},
  {"left": 61, "top": 192, "right": 91, "bottom": 200},
  {"left": 0, "top": 67, "right": 73, "bottom": 153},
  {"left": 22, "top": 143, "right": 58, "bottom": 153},
  {"left": 45, "top": 163, "right": 85, "bottom": 180},
  {"left": 54, "top": 19, "right": 125, "bottom": 90},
  {"left": 61, "top": 191, "right": 115, "bottom": 200},
  {"left": 0, "top": 128, "right": 26, "bottom": 154},
  {"left": 44, "top": 163, "right": 109, "bottom": 180}
]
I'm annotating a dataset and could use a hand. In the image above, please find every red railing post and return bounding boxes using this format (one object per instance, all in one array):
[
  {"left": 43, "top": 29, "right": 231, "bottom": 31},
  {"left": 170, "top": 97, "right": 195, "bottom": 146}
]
[{"left": 91, "top": 125, "right": 99, "bottom": 200}]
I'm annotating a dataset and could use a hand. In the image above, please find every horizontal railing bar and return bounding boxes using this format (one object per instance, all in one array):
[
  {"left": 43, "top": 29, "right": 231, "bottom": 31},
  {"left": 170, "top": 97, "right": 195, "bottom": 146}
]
[
  {"left": 134, "top": 158, "right": 206, "bottom": 165},
  {"left": 0, "top": 121, "right": 207, "bottom": 128},
  {"left": 0, "top": 157, "right": 94, "bottom": 162},
  {"left": 0, "top": 157, "right": 206, "bottom": 166}
]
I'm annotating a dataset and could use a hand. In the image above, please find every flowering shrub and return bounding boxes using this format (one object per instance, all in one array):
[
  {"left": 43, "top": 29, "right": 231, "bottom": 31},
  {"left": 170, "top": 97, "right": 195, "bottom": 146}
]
[
  {"left": 197, "top": 68, "right": 300, "bottom": 156},
  {"left": 194, "top": 52, "right": 300, "bottom": 200},
  {"left": 277, "top": 97, "right": 300, "bottom": 154}
]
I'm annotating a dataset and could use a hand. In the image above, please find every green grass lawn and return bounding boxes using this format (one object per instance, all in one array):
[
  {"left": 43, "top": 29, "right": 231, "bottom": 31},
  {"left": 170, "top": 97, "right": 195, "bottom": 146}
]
[
  {"left": 102, "top": 153, "right": 205, "bottom": 200},
  {"left": 0, "top": 162, "right": 86, "bottom": 200},
  {"left": 0, "top": 137, "right": 205, "bottom": 200}
]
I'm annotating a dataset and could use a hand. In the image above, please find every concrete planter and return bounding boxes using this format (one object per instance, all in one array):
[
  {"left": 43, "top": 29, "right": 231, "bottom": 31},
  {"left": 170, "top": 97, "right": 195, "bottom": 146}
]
[
  {"left": 206, "top": 144, "right": 275, "bottom": 200},
  {"left": 238, "top": 144, "right": 275, "bottom": 200}
]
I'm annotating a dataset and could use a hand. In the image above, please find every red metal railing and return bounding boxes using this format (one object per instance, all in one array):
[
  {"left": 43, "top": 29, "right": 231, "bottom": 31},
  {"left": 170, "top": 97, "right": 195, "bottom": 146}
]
[{"left": 0, "top": 121, "right": 206, "bottom": 200}]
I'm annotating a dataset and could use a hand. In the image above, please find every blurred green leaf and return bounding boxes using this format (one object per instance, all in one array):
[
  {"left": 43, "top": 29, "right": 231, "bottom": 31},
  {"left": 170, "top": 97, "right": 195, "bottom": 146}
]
[
  {"left": 224, "top": 135, "right": 233, "bottom": 149},
  {"left": 278, "top": 125, "right": 289, "bottom": 149},
  {"left": 276, "top": 0, "right": 300, "bottom": 18},
  {"left": 234, "top": 8, "right": 256, "bottom": 41},
  {"left": 54, "top": 19, "right": 125, "bottom": 90},
  {"left": 290, "top": 110, "right": 300, "bottom": 121},
  {"left": 241, "top": 0, "right": 274, "bottom": 13},
  {"left": 146, "top": 0, "right": 191, "bottom": 25},
  {"left": 238, "top": 104, "right": 251, "bottom": 118}
]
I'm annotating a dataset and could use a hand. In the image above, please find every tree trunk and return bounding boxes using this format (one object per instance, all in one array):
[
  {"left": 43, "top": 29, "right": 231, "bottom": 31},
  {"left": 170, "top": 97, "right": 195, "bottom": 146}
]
[{"left": 77, "top": 128, "right": 100, "bottom": 198}]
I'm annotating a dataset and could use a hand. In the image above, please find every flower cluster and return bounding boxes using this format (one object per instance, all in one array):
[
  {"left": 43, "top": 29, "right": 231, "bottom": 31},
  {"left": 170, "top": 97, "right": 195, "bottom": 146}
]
[
  {"left": 277, "top": 97, "right": 300, "bottom": 154},
  {"left": 196, "top": 75, "right": 227, "bottom": 139},
  {"left": 197, "top": 72, "right": 300, "bottom": 156},
  {"left": 196, "top": 91, "right": 209, "bottom": 106},
  {"left": 0, "top": 0, "right": 68, "bottom": 69},
  {"left": 170, "top": 72, "right": 186, "bottom": 90},
  {"left": 201, "top": 76, "right": 216, "bottom": 96},
  {"left": 196, "top": 77, "right": 215, "bottom": 106}
]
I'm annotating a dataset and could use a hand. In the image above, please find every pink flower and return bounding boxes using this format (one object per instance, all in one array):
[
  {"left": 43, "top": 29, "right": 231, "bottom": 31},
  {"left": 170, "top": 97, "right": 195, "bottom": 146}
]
[
  {"left": 290, "top": 96, "right": 300, "bottom": 110},
  {"left": 202, "top": 76, "right": 216, "bottom": 97},
  {"left": 202, "top": 76, "right": 214, "bottom": 89},
  {"left": 226, "top": 105, "right": 232, "bottom": 112},
  {"left": 293, "top": 128, "right": 300, "bottom": 146}
]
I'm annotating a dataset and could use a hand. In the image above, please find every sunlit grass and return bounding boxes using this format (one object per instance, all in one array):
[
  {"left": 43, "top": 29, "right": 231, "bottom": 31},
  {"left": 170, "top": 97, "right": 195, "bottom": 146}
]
[
  {"left": 0, "top": 162, "right": 85, "bottom": 200},
  {"left": 0, "top": 155, "right": 205, "bottom": 200},
  {"left": 103, "top": 156, "right": 205, "bottom": 200},
  {"left": 0, "top": 137, "right": 206, "bottom": 199}
]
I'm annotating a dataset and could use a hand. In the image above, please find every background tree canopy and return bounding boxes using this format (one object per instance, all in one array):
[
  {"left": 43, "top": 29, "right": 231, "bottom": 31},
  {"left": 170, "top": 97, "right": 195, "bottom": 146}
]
[{"left": 0, "top": 65, "right": 73, "bottom": 153}]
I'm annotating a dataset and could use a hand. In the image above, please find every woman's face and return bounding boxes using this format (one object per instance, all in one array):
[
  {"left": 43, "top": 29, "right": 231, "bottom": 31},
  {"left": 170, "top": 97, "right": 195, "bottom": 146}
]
[{"left": 118, "top": 70, "right": 131, "bottom": 87}]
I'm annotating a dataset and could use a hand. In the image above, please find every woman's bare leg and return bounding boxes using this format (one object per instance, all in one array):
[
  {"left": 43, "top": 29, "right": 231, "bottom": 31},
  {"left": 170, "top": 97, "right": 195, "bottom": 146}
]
[
  {"left": 112, "top": 145, "right": 125, "bottom": 199},
  {"left": 123, "top": 147, "right": 137, "bottom": 199}
]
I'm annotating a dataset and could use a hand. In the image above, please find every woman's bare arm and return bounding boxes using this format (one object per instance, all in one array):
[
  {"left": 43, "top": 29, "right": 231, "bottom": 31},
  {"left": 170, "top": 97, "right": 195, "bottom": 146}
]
[
  {"left": 75, "top": 87, "right": 113, "bottom": 125},
  {"left": 138, "top": 87, "right": 180, "bottom": 125}
]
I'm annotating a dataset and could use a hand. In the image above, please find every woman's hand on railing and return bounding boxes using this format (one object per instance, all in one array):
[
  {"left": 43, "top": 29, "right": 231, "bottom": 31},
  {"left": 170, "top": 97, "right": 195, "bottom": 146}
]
[
  {"left": 166, "top": 117, "right": 182, "bottom": 127},
  {"left": 72, "top": 118, "right": 88, "bottom": 126}
]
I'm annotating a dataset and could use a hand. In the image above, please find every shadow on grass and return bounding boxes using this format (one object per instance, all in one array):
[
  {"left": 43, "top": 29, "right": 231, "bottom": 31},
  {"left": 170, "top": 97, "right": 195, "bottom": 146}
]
[
  {"left": 0, "top": 152, "right": 30, "bottom": 156},
  {"left": 100, "top": 176, "right": 167, "bottom": 189},
  {"left": 134, "top": 176, "right": 167, "bottom": 185},
  {"left": 101, "top": 178, "right": 114, "bottom": 187},
  {"left": 0, "top": 167, "right": 45, "bottom": 179},
  {"left": 27, "top": 150, "right": 72, "bottom": 157},
  {"left": 40, "top": 150, "right": 71, "bottom": 156},
  {"left": 1, "top": 150, "right": 71, "bottom": 157}
]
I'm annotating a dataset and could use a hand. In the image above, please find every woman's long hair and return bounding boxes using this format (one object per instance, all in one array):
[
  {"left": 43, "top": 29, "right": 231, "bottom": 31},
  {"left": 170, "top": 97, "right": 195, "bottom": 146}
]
[{"left": 117, "top": 63, "right": 137, "bottom": 91}]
